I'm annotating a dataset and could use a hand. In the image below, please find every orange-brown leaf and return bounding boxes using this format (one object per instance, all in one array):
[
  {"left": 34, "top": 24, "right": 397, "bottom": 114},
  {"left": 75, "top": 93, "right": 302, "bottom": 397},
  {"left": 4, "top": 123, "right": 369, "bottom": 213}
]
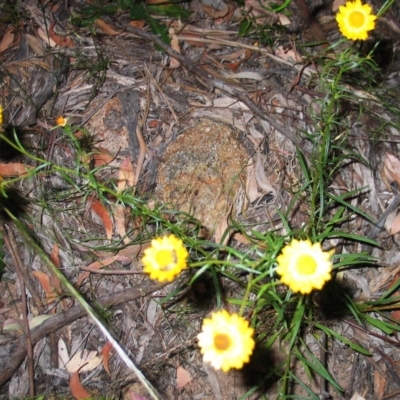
[
  {"left": 49, "top": 244, "right": 62, "bottom": 296},
  {"left": 93, "top": 148, "right": 114, "bottom": 167},
  {"left": 0, "top": 26, "right": 15, "bottom": 54},
  {"left": 87, "top": 196, "right": 113, "bottom": 240},
  {"left": 101, "top": 341, "right": 113, "bottom": 376},
  {"left": 69, "top": 371, "right": 91, "bottom": 400},
  {"left": 0, "top": 163, "right": 31, "bottom": 177},
  {"left": 32, "top": 270, "right": 57, "bottom": 304},
  {"left": 49, "top": 22, "right": 75, "bottom": 48},
  {"left": 94, "top": 19, "right": 122, "bottom": 35},
  {"left": 129, "top": 20, "right": 146, "bottom": 28}
]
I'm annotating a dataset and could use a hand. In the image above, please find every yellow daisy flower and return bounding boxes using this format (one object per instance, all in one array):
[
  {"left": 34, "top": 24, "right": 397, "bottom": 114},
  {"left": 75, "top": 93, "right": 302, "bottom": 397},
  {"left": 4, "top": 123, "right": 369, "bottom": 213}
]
[
  {"left": 55, "top": 116, "right": 68, "bottom": 127},
  {"left": 336, "top": 0, "right": 377, "bottom": 41},
  {"left": 197, "top": 310, "right": 255, "bottom": 372},
  {"left": 142, "top": 234, "right": 189, "bottom": 282},
  {"left": 276, "top": 239, "right": 333, "bottom": 294}
]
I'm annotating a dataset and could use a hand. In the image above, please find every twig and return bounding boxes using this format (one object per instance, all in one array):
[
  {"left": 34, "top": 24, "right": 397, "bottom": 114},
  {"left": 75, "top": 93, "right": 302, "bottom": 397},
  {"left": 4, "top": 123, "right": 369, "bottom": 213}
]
[
  {"left": 0, "top": 223, "right": 35, "bottom": 396},
  {"left": 79, "top": 266, "right": 145, "bottom": 275},
  {"left": 0, "top": 284, "right": 166, "bottom": 387}
]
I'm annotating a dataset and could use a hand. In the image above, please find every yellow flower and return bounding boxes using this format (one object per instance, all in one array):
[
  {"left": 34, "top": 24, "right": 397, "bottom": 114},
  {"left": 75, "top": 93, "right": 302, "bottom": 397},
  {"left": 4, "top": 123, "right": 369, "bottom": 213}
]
[
  {"left": 142, "top": 234, "right": 188, "bottom": 282},
  {"left": 55, "top": 116, "right": 68, "bottom": 127},
  {"left": 336, "top": 0, "right": 377, "bottom": 41},
  {"left": 276, "top": 239, "right": 333, "bottom": 294},
  {"left": 0, "top": 105, "right": 3, "bottom": 125},
  {"left": 197, "top": 310, "right": 255, "bottom": 372}
]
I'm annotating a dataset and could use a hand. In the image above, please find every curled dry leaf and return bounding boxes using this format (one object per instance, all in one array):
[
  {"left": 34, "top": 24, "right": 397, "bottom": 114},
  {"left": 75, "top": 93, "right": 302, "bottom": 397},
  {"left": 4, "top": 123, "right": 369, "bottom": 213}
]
[{"left": 69, "top": 371, "right": 91, "bottom": 400}]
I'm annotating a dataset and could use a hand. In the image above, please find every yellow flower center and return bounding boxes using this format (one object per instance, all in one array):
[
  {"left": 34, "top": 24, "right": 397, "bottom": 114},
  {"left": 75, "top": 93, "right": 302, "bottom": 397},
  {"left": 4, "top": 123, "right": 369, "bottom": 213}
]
[
  {"left": 296, "top": 254, "right": 317, "bottom": 275},
  {"left": 349, "top": 10, "right": 365, "bottom": 28},
  {"left": 155, "top": 249, "right": 177, "bottom": 270},
  {"left": 214, "top": 333, "right": 232, "bottom": 351}
]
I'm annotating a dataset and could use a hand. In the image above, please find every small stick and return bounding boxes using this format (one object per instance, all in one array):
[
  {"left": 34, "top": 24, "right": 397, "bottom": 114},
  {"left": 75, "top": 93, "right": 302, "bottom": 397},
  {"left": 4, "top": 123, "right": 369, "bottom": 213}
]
[
  {"left": 1, "top": 223, "right": 35, "bottom": 397},
  {"left": 79, "top": 266, "right": 145, "bottom": 275}
]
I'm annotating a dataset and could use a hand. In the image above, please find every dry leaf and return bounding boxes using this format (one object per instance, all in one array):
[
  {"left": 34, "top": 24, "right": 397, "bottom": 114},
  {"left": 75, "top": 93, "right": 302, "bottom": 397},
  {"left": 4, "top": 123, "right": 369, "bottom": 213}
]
[
  {"left": 58, "top": 338, "right": 70, "bottom": 369},
  {"left": 49, "top": 244, "right": 62, "bottom": 294},
  {"left": 92, "top": 147, "right": 114, "bottom": 167},
  {"left": 94, "top": 19, "right": 122, "bottom": 35},
  {"left": 76, "top": 255, "right": 120, "bottom": 287},
  {"left": 383, "top": 153, "right": 400, "bottom": 188},
  {"left": 114, "top": 204, "right": 130, "bottom": 244},
  {"left": 374, "top": 369, "right": 386, "bottom": 400},
  {"left": 95, "top": 243, "right": 148, "bottom": 261},
  {"left": 233, "top": 232, "right": 252, "bottom": 245},
  {"left": 176, "top": 365, "right": 192, "bottom": 389},
  {"left": 254, "top": 153, "right": 276, "bottom": 195},
  {"left": 118, "top": 156, "right": 135, "bottom": 192},
  {"left": 49, "top": 22, "right": 75, "bottom": 48},
  {"left": 246, "top": 163, "right": 260, "bottom": 203},
  {"left": 2, "top": 315, "right": 51, "bottom": 331},
  {"left": 389, "top": 213, "right": 400, "bottom": 235},
  {"left": 332, "top": 0, "right": 346, "bottom": 12},
  {"left": 0, "top": 26, "right": 15, "bottom": 54},
  {"left": 32, "top": 270, "right": 57, "bottom": 304},
  {"left": 200, "top": 4, "right": 228, "bottom": 18},
  {"left": 69, "top": 371, "right": 91, "bottom": 399},
  {"left": 101, "top": 341, "right": 113, "bottom": 376},
  {"left": 214, "top": 209, "right": 232, "bottom": 245},
  {"left": 129, "top": 20, "right": 146, "bottom": 28},
  {"left": 67, "top": 349, "right": 103, "bottom": 373},
  {"left": 275, "top": 45, "right": 303, "bottom": 63},
  {"left": 26, "top": 33, "right": 45, "bottom": 56},
  {"left": 36, "top": 27, "right": 57, "bottom": 47},
  {"left": 169, "top": 28, "right": 181, "bottom": 69},
  {"left": 87, "top": 196, "right": 113, "bottom": 240},
  {"left": 0, "top": 163, "right": 31, "bottom": 177},
  {"left": 277, "top": 13, "right": 291, "bottom": 26}
]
